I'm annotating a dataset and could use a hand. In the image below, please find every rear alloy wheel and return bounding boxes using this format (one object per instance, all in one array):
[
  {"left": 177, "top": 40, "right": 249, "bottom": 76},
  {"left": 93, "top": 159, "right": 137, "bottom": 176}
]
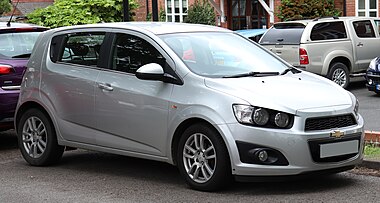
[
  {"left": 177, "top": 124, "right": 232, "bottom": 191},
  {"left": 328, "top": 62, "right": 350, "bottom": 89},
  {"left": 17, "top": 109, "right": 64, "bottom": 166}
]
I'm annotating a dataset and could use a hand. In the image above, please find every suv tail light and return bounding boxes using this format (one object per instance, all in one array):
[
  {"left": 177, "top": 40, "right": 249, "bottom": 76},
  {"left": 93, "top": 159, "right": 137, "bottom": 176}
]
[
  {"left": 0, "top": 64, "right": 14, "bottom": 75},
  {"left": 299, "top": 48, "right": 309, "bottom": 65}
]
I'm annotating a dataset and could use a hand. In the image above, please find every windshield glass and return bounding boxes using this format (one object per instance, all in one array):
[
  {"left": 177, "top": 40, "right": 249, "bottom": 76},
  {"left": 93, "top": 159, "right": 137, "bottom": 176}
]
[
  {"left": 0, "top": 32, "right": 41, "bottom": 58},
  {"left": 160, "top": 32, "right": 289, "bottom": 78}
]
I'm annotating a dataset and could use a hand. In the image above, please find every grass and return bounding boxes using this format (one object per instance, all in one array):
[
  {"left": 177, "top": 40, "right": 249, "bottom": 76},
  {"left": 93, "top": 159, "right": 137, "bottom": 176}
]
[{"left": 364, "top": 144, "right": 380, "bottom": 158}]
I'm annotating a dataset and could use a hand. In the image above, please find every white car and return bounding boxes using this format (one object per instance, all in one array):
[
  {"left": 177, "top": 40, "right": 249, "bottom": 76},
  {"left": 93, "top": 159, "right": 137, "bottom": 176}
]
[{"left": 16, "top": 22, "right": 364, "bottom": 191}]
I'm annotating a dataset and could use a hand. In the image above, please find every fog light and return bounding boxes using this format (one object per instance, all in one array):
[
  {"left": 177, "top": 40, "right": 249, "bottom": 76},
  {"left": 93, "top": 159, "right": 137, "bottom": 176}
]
[
  {"left": 368, "top": 79, "right": 373, "bottom": 85},
  {"left": 258, "top": 150, "right": 268, "bottom": 162}
]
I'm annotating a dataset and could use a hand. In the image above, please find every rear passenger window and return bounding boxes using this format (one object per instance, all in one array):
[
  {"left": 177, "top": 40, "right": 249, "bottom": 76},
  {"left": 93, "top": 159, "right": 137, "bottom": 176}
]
[
  {"left": 353, "top": 20, "right": 375, "bottom": 38},
  {"left": 52, "top": 32, "right": 105, "bottom": 66},
  {"left": 110, "top": 34, "right": 165, "bottom": 74},
  {"left": 310, "top": 22, "right": 347, "bottom": 41}
]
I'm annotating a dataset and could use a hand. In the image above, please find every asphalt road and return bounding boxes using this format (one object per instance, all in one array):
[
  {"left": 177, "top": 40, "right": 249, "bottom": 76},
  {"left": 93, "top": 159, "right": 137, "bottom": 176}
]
[
  {"left": 348, "top": 80, "right": 380, "bottom": 131},
  {"left": 1, "top": 81, "right": 379, "bottom": 202}
]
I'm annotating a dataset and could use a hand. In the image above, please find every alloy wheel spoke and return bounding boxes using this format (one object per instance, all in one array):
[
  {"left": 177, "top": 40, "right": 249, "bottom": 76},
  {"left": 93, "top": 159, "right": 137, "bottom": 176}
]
[
  {"left": 204, "top": 162, "right": 214, "bottom": 175},
  {"left": 193, "top": 165, "right": 201, "bottom": 180},
  {"left": 185, "top": 144, "right": 196, "bottom": 154},
  {"left": 194, "top": 134, "right": 200, "bottom": 150}
]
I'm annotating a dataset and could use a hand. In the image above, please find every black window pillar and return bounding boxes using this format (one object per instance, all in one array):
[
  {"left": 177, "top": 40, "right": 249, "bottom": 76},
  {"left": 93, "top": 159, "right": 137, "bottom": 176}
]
[
  {"left": 152, "top": 0, "right": 158, "bottom": 21},
  {"left": 123, "top": 0, "right": 129, "bottom": 22}
]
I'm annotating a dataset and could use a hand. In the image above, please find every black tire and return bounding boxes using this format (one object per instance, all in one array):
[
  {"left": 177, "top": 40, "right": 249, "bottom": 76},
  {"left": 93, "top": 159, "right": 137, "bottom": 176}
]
[
  {"left": 17, "top": 108, "right": 64, "bottom": 166},
  {"left": 177, "top": 123, "right": 232, "bottom": 191},
  {"left": 327, "top": 62, "right": 350, "bottom": 89}
]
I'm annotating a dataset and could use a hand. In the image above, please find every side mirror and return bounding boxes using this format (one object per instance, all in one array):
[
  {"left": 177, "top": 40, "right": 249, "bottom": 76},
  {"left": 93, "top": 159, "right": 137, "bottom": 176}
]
[
  {"left": 136, "top": 63, "right": 183, "bottom": 85},
  {"left": 136, "top": 63, "right": 164, "bottom": 81}
]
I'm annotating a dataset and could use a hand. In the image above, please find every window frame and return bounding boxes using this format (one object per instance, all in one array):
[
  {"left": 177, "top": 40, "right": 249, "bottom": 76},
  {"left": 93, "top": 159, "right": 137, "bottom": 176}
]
[
  {"left": 50, "top": 31, "right": 107, "bottom": 68},
  {"left": 356, "top": 0, "right": 378, "bottom": 17},
  {"left": 165, "top": 0, "right": 188, "bottom": 22}
]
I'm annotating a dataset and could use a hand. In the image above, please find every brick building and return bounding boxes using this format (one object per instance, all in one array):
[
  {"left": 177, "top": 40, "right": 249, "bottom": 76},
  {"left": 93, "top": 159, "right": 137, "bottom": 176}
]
[{"left": 3, "top": 0, "right": 380, "bottom": 30}]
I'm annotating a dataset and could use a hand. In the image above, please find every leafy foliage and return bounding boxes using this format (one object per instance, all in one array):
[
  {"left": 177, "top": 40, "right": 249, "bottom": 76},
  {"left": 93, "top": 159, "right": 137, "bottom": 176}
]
[
  {"left": 184, "top": 0, "right": 215, "bottom": 25},
  {"left": 0, "top": 0, "right": 12, "bottom": 16},
  {"left": 277, "top": 0, "right": 341, "bottom": 21},
  {"left": 27, "top": 0, "right": 138, "bottom": 28}
]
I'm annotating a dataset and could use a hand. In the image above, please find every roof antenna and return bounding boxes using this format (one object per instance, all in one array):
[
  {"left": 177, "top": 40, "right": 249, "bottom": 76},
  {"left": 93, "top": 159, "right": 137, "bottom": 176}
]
[{"left": 7, "top": 0, "right": 21, "bottom": 27}]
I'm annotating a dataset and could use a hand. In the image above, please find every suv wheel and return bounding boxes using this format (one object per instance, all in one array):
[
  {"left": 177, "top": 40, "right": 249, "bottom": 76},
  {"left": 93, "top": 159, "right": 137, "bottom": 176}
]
[
  {"left": 328, "top": 62, "right": 350, "bottom": 88},
  {"left": 177, "top": 123, "right": 232, "bottom": 191},
  {"left": 17, "top": 109, "right": 64, "bottom": 166}
]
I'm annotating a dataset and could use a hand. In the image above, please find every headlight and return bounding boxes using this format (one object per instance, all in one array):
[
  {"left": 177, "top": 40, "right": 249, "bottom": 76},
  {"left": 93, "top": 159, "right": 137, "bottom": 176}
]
[
  {"left": 368, "top": 57, "right": 378, "bottom": 71},
  {"left": 354, "top": 99, "right": 359, "bottom": 119},
  {"left": 232, "top": 104, "right": 293, "bottom": 129}
]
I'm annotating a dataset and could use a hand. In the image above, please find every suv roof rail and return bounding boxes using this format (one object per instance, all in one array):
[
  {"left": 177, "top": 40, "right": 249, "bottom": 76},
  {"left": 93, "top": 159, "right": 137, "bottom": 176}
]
[{"left": 312, "top": 16, "right": 339, "bottom": 21}]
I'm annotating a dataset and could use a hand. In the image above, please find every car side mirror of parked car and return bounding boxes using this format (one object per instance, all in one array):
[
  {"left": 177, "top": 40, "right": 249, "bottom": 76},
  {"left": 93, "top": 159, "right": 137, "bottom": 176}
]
[{"left": 136, "top": 63, "right": 181, "bottom": 85}]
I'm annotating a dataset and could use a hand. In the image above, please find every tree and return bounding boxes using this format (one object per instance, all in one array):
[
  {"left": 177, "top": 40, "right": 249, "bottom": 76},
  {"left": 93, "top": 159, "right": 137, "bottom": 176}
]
[
  {"left": 277, "top": 0, "right": 341, "bottom": 21},
  {"left": 184, "top": 0, "right": 215, "bottom": 25},
  {"left": 0, "top": 0, "right": 12, "bottom": 16},
  {"left": 27, "top": 0, "right": 138, "bottom": 28}
]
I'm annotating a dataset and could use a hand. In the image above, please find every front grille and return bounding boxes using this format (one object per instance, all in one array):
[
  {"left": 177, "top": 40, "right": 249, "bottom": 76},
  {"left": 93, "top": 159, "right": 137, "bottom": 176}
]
[
  {"left": 305, "top": 114, "right": 357, "bottom": 131},
  {"left": 308, "top": 134, "right": 361, "bottom": 163}
]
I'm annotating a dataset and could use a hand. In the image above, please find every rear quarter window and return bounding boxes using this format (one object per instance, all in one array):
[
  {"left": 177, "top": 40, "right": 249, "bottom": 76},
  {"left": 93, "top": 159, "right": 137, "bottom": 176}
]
[
  {"left": 310, "top": 22, "right": 347, "bottom": 41},
  {"left": 260, "top": 25, "right": 304, "bottom": 45}
]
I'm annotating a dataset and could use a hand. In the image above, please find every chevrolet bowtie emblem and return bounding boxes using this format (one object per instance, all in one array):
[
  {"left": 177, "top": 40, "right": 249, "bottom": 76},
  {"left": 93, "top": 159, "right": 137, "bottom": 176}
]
[{"left": 330, "top": 130, "right": 344, "bottom": 138}]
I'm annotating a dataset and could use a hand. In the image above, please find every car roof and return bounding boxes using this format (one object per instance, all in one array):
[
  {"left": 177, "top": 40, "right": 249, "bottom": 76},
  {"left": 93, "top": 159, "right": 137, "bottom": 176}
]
[
  {"left": 274, "top": 16, "right": 380, "bottom": 26},
  {"left": 235, "top": 29, "right": 267, "bottom": 37},
  {"left": 48, "top": 22, "right": 232, "bottom": 35},
  {"left": 0, "top": 22, "right": 47, "bottom": 30}
]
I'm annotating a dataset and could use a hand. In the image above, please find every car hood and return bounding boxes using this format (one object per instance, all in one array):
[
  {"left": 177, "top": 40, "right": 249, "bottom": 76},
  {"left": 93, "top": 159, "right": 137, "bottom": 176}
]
[{"left": 204, "top": 72, "right": 353, "bottom": 114}]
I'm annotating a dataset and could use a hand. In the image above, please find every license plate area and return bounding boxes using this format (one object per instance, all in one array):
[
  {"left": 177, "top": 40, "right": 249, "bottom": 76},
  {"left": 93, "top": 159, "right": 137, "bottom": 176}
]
[
  {"left": 320, "top": 140, "right": 359, "bottom": 158},
  {"left": 308, "top": 133, "right": 361, "bottom": 163}
]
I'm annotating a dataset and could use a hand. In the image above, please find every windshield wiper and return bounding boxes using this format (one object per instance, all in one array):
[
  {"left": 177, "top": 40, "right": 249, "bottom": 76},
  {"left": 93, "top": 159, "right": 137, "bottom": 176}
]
[
  {"left": 223, "top": 71, "right": 280, "bottom": 78},
  {"left": 12, "top": 53, "right": 31, "bottom": 58},
  {"left": 281, "top": 67, "right": 301, "bottom": 75}
]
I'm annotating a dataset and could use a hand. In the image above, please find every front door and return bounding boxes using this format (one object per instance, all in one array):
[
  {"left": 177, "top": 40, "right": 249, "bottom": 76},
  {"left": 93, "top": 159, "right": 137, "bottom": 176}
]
[{"left": 230, "top": 0, "right": 268, "bottom": 30}]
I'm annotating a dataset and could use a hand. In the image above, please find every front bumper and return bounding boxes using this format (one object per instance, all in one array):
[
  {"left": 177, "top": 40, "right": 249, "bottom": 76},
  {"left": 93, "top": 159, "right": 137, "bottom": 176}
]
[
  {"left": 365, "top": 73, "right": 380, "bottom": 93},
  {"left": 219, "top": 114, "right": 364, "bottom": 177}
]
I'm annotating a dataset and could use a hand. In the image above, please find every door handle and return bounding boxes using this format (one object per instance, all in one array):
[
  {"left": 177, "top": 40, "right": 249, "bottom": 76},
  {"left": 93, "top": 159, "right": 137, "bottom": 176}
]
[
  {"left": 98, "top": 83, "right": 113, "bottom": 91},
  {"left": 357, "top": 42, "right": 363, "bottom": 47}
]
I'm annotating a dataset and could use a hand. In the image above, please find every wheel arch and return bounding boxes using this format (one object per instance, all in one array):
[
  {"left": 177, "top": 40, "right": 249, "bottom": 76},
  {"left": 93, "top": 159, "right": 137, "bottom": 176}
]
[
  {"left": 329, "top": 56, "right": 351, "bottom": 74},
  {"left": 170, "top": 118, "right": 231, "bottom": 166},
  {"left": 15, "top": 101, "right": 53, "bottom": 134}
]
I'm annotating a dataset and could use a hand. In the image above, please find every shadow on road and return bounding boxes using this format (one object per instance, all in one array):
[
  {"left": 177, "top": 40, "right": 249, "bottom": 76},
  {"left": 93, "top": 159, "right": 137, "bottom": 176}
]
[
  {"left": 0, "top": 130, "right": 18, "bottom": 151},
  {"left": 54, "top": 150, "right": 358, "bottom": 195}
]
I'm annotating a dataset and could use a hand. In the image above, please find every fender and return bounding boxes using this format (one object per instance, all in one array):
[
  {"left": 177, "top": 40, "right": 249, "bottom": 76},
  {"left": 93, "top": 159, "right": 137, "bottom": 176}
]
[{"left": 322, "top": 49, "right": 354, "bottom": 76}]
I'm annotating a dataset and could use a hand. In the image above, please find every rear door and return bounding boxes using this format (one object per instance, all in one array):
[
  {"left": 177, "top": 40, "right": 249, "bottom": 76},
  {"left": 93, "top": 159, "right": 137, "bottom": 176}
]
[
  {"left": 46, "top": 31, "right": 107, "bottom": 144},
  {"left": 350, "top": 20, "right": 380, "bottom": 71},
  {"left": 259, "top": 23, "right": 305, "bottom": 66}
]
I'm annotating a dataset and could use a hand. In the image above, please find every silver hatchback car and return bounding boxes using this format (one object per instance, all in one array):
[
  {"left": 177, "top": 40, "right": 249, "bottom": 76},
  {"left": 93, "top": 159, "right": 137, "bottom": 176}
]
[{"left": 16, "top": 22, "right": 364, "bottom": 191}]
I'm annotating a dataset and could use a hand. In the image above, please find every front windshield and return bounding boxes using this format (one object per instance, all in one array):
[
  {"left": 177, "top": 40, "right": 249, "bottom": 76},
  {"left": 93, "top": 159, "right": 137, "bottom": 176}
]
[
  {"left": 0, "top": 32, "right": 41, "bottom": 58},
  {"left": 160, "top": 32, "right": 290, "bottom": 78}
]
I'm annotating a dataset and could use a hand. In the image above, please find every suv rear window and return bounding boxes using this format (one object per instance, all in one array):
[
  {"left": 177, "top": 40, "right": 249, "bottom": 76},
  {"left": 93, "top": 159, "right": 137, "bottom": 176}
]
[
  {"left": 260, "top": 23, "right": 305, "bottom": 45},
  {"left": 310, "top": 22, "right": 347, "bottom": 41}
]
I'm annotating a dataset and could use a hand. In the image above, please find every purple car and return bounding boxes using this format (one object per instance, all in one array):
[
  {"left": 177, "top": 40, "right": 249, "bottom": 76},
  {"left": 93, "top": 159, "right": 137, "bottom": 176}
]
[{"left": 0, "top": 22, "right": 47, "bottom": 131}]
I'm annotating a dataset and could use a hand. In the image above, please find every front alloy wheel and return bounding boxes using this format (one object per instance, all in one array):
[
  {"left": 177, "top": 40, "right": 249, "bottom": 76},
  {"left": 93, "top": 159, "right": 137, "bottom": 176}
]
[
  {"left": 183, "top": 133, "right": 216, "bottom": 183},
  {"left": 177, "top": 123, "right": 232, "bottom": 191}
]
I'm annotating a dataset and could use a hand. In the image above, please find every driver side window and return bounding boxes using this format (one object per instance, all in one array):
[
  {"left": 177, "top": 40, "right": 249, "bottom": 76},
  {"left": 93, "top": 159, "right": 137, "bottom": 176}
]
[{"left": 111, "top": 34, "right": 165, "bottom": 74}]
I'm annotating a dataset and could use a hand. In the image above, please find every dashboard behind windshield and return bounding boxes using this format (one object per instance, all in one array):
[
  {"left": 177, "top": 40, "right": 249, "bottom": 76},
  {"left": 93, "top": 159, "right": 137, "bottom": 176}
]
[{"left": 160, "top": 32, "right": 289, "bottom": 78}]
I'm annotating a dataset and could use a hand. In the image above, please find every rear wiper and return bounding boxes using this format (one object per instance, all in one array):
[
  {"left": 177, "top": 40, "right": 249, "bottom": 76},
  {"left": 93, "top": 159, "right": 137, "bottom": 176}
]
[
  {"left": 281, "top": 67, "right": 301, "bottom": 75},
  {"left": 12, "top": 53, "right": 31, "bottom": 58},
  {"left": 223, "top": 71, "right": 280, "bottom": 78}
]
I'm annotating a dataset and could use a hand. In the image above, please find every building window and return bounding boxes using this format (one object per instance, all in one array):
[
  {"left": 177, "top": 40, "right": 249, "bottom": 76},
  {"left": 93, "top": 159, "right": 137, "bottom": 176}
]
[
  {"left": 166, "top": 0, "right": 188, "bottom": 22},
  {"left": 356, "top": 0, "right": 378, "bottom": 17}
]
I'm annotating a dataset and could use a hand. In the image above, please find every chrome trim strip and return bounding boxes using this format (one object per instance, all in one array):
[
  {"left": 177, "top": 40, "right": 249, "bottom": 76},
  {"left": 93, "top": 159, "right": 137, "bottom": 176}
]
[{"left": 1, "top": 85, "right": 21, "bottom": 90}]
